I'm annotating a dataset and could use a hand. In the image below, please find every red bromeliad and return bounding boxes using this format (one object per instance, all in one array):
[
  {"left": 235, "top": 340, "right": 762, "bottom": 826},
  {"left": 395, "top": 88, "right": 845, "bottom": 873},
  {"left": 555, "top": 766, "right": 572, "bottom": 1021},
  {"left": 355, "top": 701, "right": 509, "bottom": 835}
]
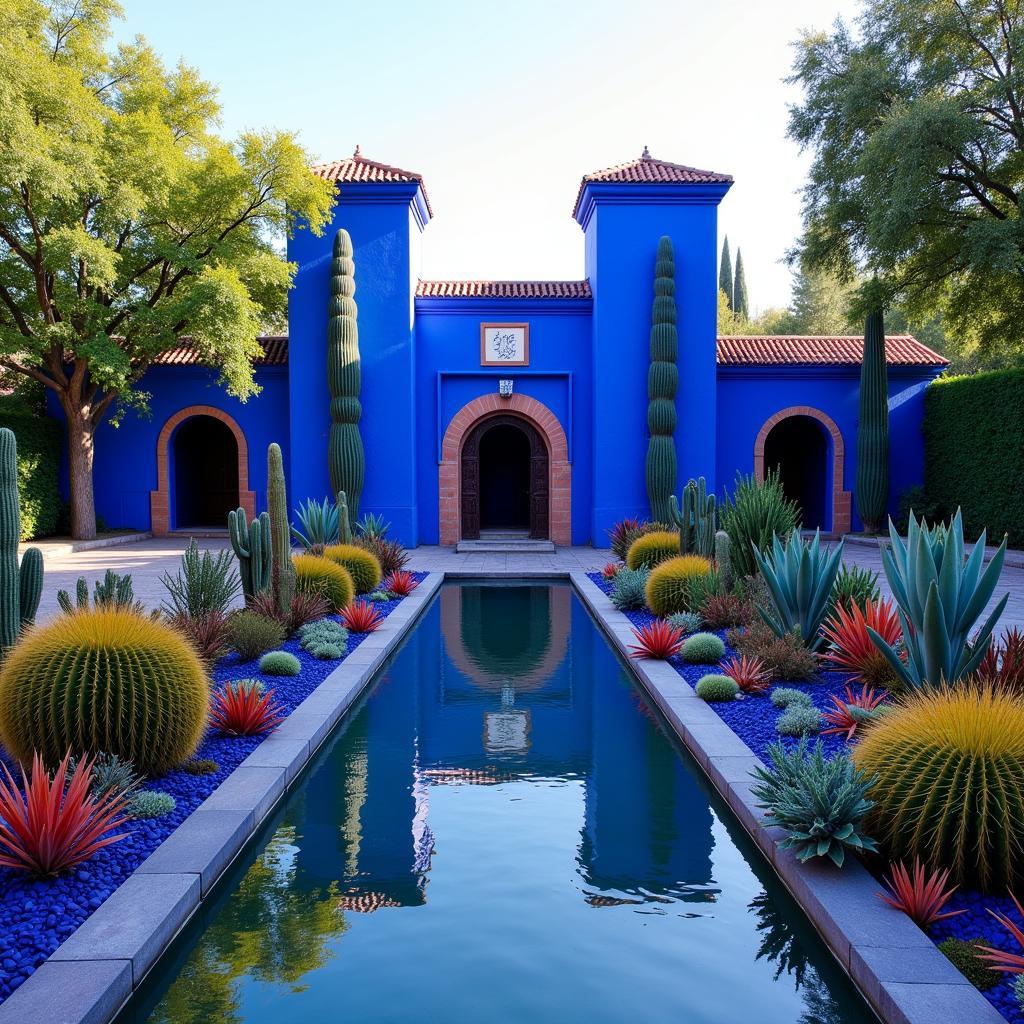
[
  {"left": 210, "top": 683, "right": 286, "bottom": 737},
  {"left": 821, "top": 684, "right": 888, "bottom": 739},
  {"left": 383, "top": 570, "right": 418, "bottom": 597},
  {"left": 877, "top": 859, "right": 965, "bottom": 929},
  {"left": 628, "top": 620, "right": 684, "bottom": 660},
  {"left": 978, "top": 627, "right": 1024, "bottom": 693},
  {"left": 979, "top": 894, "right": 1024, "bottom": 974},
  {"left": 0, "top": 752, "right": 129, "bottom": 877},
  {"left": 601, "top": 563, "right": 620, "bottom": 581},
  {"left": 820, "top": 599, "right": 903, "bottom": 680},
  {"left": 720, "top": 654, "right": 769, "bottom": 694},
  {"left": 340, "top": 599, "right": 385, "bottom": 633}
]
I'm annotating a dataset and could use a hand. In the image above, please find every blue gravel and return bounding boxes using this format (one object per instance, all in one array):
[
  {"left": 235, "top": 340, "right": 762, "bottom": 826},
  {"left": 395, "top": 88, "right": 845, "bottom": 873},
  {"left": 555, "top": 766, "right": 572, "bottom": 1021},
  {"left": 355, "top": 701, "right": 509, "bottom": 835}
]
[
  {"left": 588, "top": 570, "right": 1024, "bottom": 1022},
  {"left": 0, "top": 575, "right": 426, "bottom": 1005}
]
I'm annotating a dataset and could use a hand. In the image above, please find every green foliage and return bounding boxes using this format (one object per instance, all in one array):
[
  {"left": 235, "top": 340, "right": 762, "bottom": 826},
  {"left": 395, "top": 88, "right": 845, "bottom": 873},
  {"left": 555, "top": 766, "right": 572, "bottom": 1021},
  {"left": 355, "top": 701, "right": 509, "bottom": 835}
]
[
  {"left": 290, "top": 497, "right": 340, "bottom": 550},
  {"left": 338, "top": 491, "right": 352, "bottom": 544},
  {"left": 128, "top": 790, "right": 177, "bottom": 819},
  {"left": 182, "top": 759, "right": 219, "bottom": 776},
  {"left": 259, "top": 650, "right": 301, "bottom": 676},
  {"left": 645, "top": 555, "right": 713, "bottom": 616},
  {"left": 609, "top": 566, "right": 650, "bottom": 611},
  {"left": 720, "top": 470, "right": 801, "bottom": 580},
  {"left": 924, "top": 369, "right": 1024, "bottom": 547},
  {"left": 776, "top": 704, "right": 822, "bottom": 736},
  {"left": 626, "top": 530, "right": 680, "bottom": 570},
  {"left": 356, "top": 513, "right": 389, "bottom": 541},
  {"left": 160, "top": 539, "right": 240, "bottom": 619},
  {"left": 0, "top": 427, "right": 42, "bottom": 652},
  {"left": 268, "top": 444, "right": 295, "bottom": 615},
  {"left": 327, "top": 230, "right": 365, "bottom": 526},
  {"left": 855, "top": 307, "right": 889, "bottom": 533},
  {"left": 831, "top": 563, "right": 881, "bottom": 613},
  {"left": 733, "top": 248, "right": 749, "bottom": 320},
  {"left": 69, "top": 752, "right": 140, "bottom": 800},
  {"left": 714, "top": 530, "right": 733, "bottom": 592},
  {"left": 227, "top": 610, "right": 286, "bottom": 662},
  {"left": 937, "top": 939, "right": 999, "bottom": 992},
  {"left": 681, "top": 632, "right": 726, "bottom": 663},
  {"left": 754, "top": 530, "right": 845, "bottom": 651},
  {"left": 730, "top": 624, "right": 819, "bottom": 682},
  {"left": 299, "top": 619, "right": 349, "bottom": 658},
  {"left": 229, "top": 508, "right": 272, "bottom": 601},
  {"left": 695, "top": 674, "right": 738, "bottom": 702},
  {"left": 719, "top": 237, "right": 733, "bottom": 309},
  {"left": 646, "top": 236, "right": 678, "bottom": 523},
  {"left": 751, "top": 739, "right": 878, "bottom": 867},
  {"left": 772, "top": 687, "right": 814, "bottom": 709},
  {"left": 666, "top": 611, "right": 703, "bottom": 635},
  {"left": 669, "top": 477, "right": 716, "bottom": 558},
  {"left": 0, "top": 404, "right": 62, "bottom": 539},
  {"left": 58, "top": 569, "right": 142, "bottom": 615}
]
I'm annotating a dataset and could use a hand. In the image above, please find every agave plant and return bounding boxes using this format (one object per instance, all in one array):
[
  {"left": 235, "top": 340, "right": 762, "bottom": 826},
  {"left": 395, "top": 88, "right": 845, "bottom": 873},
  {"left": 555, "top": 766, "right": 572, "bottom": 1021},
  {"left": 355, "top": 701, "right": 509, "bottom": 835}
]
[
  {"left": 867, "top": 509, "right": 1009, "bottom": 688},
  {"left": 356, "top": 513, "right": 390, "bottom": 541},
  {"left": 752, "top": 531, "right": 845, "bottom": 652},
  {"left": 291, "top": 497, "right": 340, "bottom": 550}
]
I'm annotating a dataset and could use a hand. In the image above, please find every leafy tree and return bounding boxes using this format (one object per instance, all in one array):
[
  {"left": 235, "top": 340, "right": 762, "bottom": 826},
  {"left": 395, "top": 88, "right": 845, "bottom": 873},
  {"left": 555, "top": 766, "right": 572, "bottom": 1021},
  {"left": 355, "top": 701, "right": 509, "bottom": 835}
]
[
  {"left": 719, "top": 237, "right": 733, "bottom": 309},
  {"left": 786, "top": 265, "right": 858, "bottom": 335},
  {"left": 0, "top": 1, "right": 335, "bottom": 538},
  {"left": 788, "top": 0, "right": 1024, "bottom": 364},
  {"left": 733, "top": 248, "right": 749, "bottom": 319}
]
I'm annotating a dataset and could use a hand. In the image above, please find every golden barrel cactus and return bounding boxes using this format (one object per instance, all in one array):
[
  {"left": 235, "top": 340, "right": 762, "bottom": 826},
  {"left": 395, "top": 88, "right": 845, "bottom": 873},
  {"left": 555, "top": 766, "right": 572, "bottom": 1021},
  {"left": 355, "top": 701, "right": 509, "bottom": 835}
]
[
  {"left": 645, "top": 555, "right": 713, "bottom": 616},
  {"left": 626, "top": 530, "right": 680, "bottom": 570},
  {"left": 322, "top": 543, "right": 381, "bottom": 594},
  {"left": 293, "top": 554, "right": 355, "bottom": 612}
]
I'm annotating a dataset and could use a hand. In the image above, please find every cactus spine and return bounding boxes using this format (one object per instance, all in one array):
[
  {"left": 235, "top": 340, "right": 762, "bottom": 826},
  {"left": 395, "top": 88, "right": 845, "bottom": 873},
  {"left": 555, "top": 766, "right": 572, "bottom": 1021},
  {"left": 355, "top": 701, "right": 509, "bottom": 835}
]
[
  {"left": 670, "top": 477, "right": 717, "bottom": 559},
  {"left": 228, "top": 507, "right": 272, "bottom": 602},
  {"left": 0, "top": 428, "right": 42, "bottom": 652},
  {"left": 328, "top": 229, "right": 364, "bottom": 532},
  {"left": 337, "top": 491, "right": 352, "bottom": 544},
  {"left": 855, "top": 305, "right": 889, "bottom": 534},
  {"left": 714, "top": 530, "right": 732, "bottom": 591},
  {"left": 267, "top": 443, "right": 295, "bottom": 614},
  {"left": 645, "top": 236, "right": 678, "bottom": 524}
]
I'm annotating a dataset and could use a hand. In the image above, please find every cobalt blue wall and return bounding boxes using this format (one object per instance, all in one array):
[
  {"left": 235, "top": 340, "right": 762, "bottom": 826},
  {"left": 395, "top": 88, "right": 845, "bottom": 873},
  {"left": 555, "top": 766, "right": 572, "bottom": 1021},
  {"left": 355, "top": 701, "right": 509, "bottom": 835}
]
[{"left": 414, "top": 295, "right": 593, "bottom": 545}]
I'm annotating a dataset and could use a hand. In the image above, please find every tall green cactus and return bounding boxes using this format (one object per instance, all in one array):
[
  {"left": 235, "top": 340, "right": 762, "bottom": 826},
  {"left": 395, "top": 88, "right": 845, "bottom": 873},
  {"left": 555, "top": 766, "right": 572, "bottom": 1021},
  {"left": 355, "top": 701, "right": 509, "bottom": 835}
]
[
  {"left": 670, "top": 477, "right": 717, "bottom": 559},
  {"left": 337, "top": 491, "right": 352, "bottom": 544},
  {"left": 267, "top": 443, "right": 295, "bottom": 614},
  {"left": 228, "top": 507, "right": 272, "bottom": 602},
  {"left": 328, "top": 229, "right": 364, "bottom": 532},
  {"left": 645, "top": 236, "right": 678, "bottom": 523},
  {"left": 714, "top": 530, "right": 733, "bottom": 592},
  {"left": 0, "top": 428, "right": 42, "bottom": 653},
  {"left": 855, "top": 306, "right": 889, "bottom": 533}
]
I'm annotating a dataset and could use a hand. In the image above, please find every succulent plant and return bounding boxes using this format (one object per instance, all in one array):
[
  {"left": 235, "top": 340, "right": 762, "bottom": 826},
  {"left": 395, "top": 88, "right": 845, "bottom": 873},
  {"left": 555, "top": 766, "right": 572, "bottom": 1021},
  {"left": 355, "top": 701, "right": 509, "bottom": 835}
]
[
  {"left": 609, "top": 566, "right": 650, "bottom": 611},
  {"left": 681, "top": 632, "right": 726, "bottom": 663},
  {"left": 645, "top": 554, "right": 713, "bottom": 616},
  {"left": 626, "top": 530, "right": 680, "bottom": 570},
  {"left": 259, "top": 650, "right": 301, "bottom": 676},
  {"left": 0, "top": 428, "right": 42, "bottom": 653},
  {"left": 322, "top": 543, "right": 381, "bottom": 594},
  {"left": 127, "top": 790, "right": 177, "bottom": 819},
  {"left": 776, "top": 704, "right": 822, "bottom": 736},
  {"left": 695, "top": 674, "right": 738, "bottom": 702},
  {"left": 771, "top": 687, "right": 813, "bottom": 709},
  {"left": 228, "top": 508, "right": 272, "bottom": 601},
  {"left": 293, "top": 554, "right": 354, "bottom": 613},
  {"left": 719, "top": 470, "right": 800, "bottom": 580},
  {"left": 669, "top": 477, "right": 716, "bottom": 558},
  {"left": 666, "top": 611, "right": 703, "bottom": 635}
]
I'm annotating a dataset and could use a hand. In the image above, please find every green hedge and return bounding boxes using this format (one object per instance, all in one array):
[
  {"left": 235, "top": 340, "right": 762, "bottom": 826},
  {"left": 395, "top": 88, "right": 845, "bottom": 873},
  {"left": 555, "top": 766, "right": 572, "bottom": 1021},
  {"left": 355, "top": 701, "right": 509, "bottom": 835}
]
[
  {"left": 924, "top": 368, "right": 1024, "bottom": 547},
  {"left": 0, "top": 401, "right": 63, "bottom": 540}
]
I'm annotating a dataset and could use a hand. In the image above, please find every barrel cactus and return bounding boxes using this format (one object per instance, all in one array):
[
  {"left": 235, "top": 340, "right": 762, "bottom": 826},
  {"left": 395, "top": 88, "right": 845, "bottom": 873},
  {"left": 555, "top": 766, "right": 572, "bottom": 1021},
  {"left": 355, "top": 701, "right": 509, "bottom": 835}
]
[
  {"left": 626, "top": 530, "right": 680, "bottom": 570},
  {"left": 267, "top": 443, "right": 295, "bottom": 615},
  {"left": 645, "top": 236, "right": 678, "bottom": 524},
  {"left": 228, "top": 507, "right": 272, "bottom": 601},
  {"left": 0, "top": 428, "right": 42, "bottom": 653},
  {"left": 293, "top": 554, "right": 355, "bottom": 613},
  {"left": 853, "top": 686, "right": 1024, "bottom": 890},
  {"left": 0, "top": 608, "right": 209, "bottom": 774},
  {"left": 322, "top": 543, "right": 381, "bottom": 594},
  {"left": 645, "top": 555, "right": 713, "bottom": 616}
]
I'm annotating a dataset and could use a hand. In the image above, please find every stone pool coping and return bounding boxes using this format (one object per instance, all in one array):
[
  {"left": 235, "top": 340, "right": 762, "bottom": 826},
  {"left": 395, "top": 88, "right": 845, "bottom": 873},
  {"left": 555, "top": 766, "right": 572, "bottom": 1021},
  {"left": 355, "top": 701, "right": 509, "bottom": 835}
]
[{"left": 0, "top": 572, "right": 444, "bottom": 1024}]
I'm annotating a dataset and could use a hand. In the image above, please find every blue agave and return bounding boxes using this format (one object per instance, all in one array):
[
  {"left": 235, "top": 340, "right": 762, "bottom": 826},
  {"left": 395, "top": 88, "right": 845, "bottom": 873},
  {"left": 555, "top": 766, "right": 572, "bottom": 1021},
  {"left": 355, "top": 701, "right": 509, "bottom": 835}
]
[{"left": 291, "top": 497, "right": 340, "bottom": 549}]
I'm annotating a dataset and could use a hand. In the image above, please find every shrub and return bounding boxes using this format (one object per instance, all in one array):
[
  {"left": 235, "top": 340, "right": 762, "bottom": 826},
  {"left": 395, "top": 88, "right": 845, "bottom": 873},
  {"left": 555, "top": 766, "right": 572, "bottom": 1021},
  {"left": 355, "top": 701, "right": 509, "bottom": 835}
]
[
  {"left": 340, "top": 599, "right": 384, "bottom": 633},
  {"left": 771, "top": 687, "right": 813, "bottom": 709},
  {"left": 776, "top": 704, "right": 822, "bottom": 736},
  {"left": 719, "top": 470, "right": 800, "bottom": 579},
  {"left": 0, "top": 405, "right": 62, "bottom": 539},
  {"left": 167, "top": 609, "right": 231, "bottom": 667},
  {"left": 609, "top": 566, "right": 650, "bottom": 611},
  {"left": 293, "top": 554, "right": 355, "bottom": 613},
  {"left": 877, "top": 859, "right": 965, "bottom": 930},
  {"left": 821, "top": 684, "right": 888, "bottom": 740},
  {"left": 853, "top": 687, "right": 1024, "bottom": 890},
  {"left": 356, "top": 535, "right": 408, "bottom": 577},
  {"left": 211, "top": 682, "right": 286, "bottom": 737},
  {"left": 645, "top": 554, "right": 712, "bottom": 616},
  {"left": 323, "top": 543, "right": 382, "bottom": 594},
  {"left": 160, "top": 539, "right": 241, "bottom": 618},
  {"left": 937, "top": 938, "right": 1000, "bottom": 991},
  {"left": 182, "top": 758, "right": 219, "bottom": 776},
  {"left": 127, "top": 790, "right": 177, "bottom": 819},
  {"left": 701, "top": 592, "right": 751, "bottom": 629},
  {"left": 259, "top": 650, "right": 301, "bottom": 676},
  {"left": 299, "top": 619, "right": 349, "bottom": 659},
  {"left": 0, "top": 752, "right": 129, "bottom": 877},
  {"left": 666, "top": 611, "right": 703, "bottom": 635},
  {"left": 750, "top": 739, "right": 877, "bottom": 866},
  {"left": 831, "top": 564, "right": 881, "bottom": 614},
  {"left": 0, "top": 608, "right": 209, "bottom": 775},
  {"left": 695, "top": 674, "right": 738, "bottom": 701},
  {"left": 720, "top": 654, "right": 769, "bottom": 694},
  {"left": 625, "top": 530, "right": 680, "bottom": 570},
  {"left": 730, "top": 624, "right": 819, "bottom": 682},
  {"left": 628, "top": 620, "right": 684, "bottom": 660},
  {"left": 384, "top": 570, "right": 417, "bottom": 597},
  {"left": 249, "top": 589, "right": 332, "bottom": 636},
  {"left": 820, "top": 599, "right": 903, "bottom": 686},
  {"left": 681, "top": 632, "right": 726, "bottom": 663},
  {"left": 227, "top": 610, "right": 286, "bottom": 662}
]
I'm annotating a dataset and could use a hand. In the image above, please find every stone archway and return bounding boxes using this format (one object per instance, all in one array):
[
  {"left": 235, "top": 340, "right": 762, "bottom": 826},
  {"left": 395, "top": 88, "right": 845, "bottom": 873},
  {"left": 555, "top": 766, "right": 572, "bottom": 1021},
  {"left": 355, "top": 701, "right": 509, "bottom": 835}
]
[
  {"left": 439, "top": 394, "right": 570, "bottom": 546},
  {"left": 753, "top": 405, "right": 851, "bottom": 535},
  {"left": 150, "top": 405, "right": 255, "bottom": 535}
]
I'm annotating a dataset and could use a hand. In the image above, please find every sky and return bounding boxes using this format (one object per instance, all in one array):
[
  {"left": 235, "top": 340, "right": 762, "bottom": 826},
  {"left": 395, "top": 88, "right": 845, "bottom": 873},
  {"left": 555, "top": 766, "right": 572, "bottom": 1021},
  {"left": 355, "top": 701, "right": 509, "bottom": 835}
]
[{"left": 117, "top": 0, "right": 861, "bottom": 314}]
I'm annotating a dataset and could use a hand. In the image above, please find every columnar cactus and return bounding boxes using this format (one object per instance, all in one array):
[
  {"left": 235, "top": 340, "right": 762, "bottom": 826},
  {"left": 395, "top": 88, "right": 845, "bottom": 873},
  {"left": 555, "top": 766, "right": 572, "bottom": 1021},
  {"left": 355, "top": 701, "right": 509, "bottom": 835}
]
[
  {"left": 228, "top": 507, "right": 272, "bottom": 602},
  {"left": 670, "top": 477, "right": 716, "bottom": 559},
  {"left": 337, "top": 491, "right": 352, "bottom": 544},
  {"left": 267, "top": 443, "right": 295, "bottom": 614},
  {"left": 0, "top": 428, "right": 42, "bottom": 652},
  {"left": 645, "top": 236, "right": 678, "bottom": 524},
  {"left": 855, "top": 306, "right": 889, "bottom": 533},
  {"left": 328, "top": 229, "right": 364, "bottom": 531},
  {"left": 714, "top": 530, "right": 732, "bottom": 591}
]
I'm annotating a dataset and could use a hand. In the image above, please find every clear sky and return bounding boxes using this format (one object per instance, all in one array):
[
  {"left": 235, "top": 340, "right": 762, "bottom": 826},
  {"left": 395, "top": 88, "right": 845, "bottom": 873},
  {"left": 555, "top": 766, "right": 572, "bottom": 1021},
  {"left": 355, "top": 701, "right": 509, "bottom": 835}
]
[{"left": 117, "top": 0, "right": 859, "bottom": 314}]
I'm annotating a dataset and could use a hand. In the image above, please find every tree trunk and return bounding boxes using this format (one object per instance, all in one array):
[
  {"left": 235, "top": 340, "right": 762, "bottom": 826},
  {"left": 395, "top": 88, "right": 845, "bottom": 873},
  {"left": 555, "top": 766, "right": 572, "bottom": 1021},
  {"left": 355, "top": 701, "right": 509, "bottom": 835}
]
[{"left": 65, "top": 413, "right": 97, "bottom": 541}]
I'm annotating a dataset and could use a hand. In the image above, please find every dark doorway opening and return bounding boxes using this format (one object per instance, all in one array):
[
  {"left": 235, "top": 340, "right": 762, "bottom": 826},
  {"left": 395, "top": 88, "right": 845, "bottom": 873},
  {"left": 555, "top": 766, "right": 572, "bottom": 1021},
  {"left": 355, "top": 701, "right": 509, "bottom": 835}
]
[
  {"left": 173, "top": 416, "right": 239, "bottom": 529},
  {"left": 764, "top": 416, "right": 829, "bottom": 530}
]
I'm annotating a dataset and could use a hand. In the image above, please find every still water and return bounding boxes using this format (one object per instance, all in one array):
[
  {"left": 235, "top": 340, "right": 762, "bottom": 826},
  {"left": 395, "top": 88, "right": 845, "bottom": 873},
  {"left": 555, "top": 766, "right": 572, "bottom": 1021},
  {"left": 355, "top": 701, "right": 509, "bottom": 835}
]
[{"left": 118, "top": 582, "right": 875, "bottom": 1024}]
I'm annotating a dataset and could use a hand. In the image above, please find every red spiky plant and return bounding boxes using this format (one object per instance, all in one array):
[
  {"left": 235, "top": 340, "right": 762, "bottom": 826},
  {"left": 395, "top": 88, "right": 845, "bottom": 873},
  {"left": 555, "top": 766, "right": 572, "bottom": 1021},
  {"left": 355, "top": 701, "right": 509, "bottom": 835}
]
[
  {"left": 0, "top": 752, "right": 129, "bottom": 877},
  {"left": 720, "top": 654, "right": 770, "bottom": 694},
  {"left": 877, "top": 859, "right": 965, "bottom": 929},
  {"left": 628, "top": 620, "right": 684, "bottom": 660},
  {"left": 210, "top": 683, "right": 286, "bottom": 737},
  {"left": 340, "top": 599, "right": 384, "bottom": 633},
  {"left": 383, "top": 570, "right": 418, "bottom": 597},
  {"left": 821, "top": 684, "right": 889, "bottom": 740},
  {"left": 977, "top": 627, "right": 1024, "bottom": 694},
  {"left": 980, "top": 894, "right": 1024, "bottom": 974},
  {"left": 602, "top": 563, "right": 621, "bottom": 581},
  {"left": 820, "top": 598, "right": 903, "bottom": 683}
]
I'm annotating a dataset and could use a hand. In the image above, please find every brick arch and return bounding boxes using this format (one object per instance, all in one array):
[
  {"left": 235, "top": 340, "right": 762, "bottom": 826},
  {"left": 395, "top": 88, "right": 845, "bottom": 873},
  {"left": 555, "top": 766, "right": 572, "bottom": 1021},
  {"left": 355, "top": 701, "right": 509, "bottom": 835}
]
[
  {"left": 753, "top": 405, "right": 851, "bottom": 535},
  {"left": 150, "top": 405, "right": 255, "bottom": 536},
  {"left": 439, "top": 394, "right": 570, "bottom": 546}
]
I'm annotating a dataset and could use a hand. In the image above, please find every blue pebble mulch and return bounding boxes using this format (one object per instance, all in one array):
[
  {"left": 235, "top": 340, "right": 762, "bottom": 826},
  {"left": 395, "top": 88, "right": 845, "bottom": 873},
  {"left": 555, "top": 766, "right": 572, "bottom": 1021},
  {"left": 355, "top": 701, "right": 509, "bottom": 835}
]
[
  {"left": 588, "top": 570, "right": 1024, "bottom": 1022},
  {"left": 0, "top": 575, "right": 427, "bottom": 1005}
]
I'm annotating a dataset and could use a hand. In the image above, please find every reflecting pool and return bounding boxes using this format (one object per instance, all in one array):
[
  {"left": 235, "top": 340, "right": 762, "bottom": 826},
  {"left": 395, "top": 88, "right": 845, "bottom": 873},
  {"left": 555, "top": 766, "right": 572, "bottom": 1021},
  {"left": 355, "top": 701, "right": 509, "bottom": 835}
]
[{"left": 118, "top": 582, "right": 875, "bottom": 1024}]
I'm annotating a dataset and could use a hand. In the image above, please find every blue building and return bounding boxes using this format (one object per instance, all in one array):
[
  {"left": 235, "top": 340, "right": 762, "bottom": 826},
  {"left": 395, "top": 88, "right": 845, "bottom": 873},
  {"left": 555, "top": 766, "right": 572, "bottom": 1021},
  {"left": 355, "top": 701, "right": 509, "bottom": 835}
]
[{"left": 77, "top": 148, "right": 947, "bottom": 546}]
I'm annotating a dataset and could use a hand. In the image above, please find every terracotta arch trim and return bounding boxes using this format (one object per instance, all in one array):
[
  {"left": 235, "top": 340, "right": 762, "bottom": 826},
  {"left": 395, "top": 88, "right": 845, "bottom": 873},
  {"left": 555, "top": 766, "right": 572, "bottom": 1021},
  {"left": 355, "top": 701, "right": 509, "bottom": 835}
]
[
  {"left": 439, "top": 394, "right": 571, "bottom": 546},
  {"left": 753, "top": 405, "right": 851, "bottom": 535},
  {"left": 150, "top": 405, "right": 254, "bottom": 536}
]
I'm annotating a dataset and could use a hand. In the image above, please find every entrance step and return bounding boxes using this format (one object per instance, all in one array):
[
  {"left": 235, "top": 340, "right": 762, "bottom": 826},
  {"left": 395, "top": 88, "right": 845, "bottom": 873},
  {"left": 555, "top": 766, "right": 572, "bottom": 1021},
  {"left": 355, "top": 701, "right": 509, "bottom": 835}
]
[{"left": 456, "top": 539, "right": 556, "bottom": 554}]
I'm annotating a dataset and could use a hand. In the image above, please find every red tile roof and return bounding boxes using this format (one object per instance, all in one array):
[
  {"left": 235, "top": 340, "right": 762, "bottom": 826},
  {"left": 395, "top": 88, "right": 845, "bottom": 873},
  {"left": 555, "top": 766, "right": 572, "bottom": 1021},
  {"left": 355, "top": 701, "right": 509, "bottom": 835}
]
[
  {"left": 716, "top": 335, "right": 949, "bottom": 367},
  {"left": 152, "top": 336, "right": 288, "bottom": 367},
  {"left": 311, "top": 147, "right": 432, "bottom": 216},
  {"left": 416, "top": 279, "right": 592, "bottom": 299},
  {"left": 573, "top": 147, "right": 733, "bottom": 217}
]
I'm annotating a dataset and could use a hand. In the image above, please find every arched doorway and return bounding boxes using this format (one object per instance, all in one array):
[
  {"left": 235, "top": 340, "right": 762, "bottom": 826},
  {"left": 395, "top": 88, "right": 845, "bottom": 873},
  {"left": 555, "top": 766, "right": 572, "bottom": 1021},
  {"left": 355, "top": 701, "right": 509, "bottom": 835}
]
[
  {"left": 173, "top": 415, "right": 240, "bottom": 529},
  {"left": 763, "top": 416, "right": 830, "bottom": 530}
]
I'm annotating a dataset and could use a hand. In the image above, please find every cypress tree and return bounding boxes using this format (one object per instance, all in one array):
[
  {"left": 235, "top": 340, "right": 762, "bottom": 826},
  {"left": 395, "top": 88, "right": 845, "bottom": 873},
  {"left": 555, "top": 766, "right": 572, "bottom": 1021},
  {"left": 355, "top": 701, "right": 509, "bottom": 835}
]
[
  {"left": 719, "top": 237, "right": 733, "bottom": 310},
  {"left": 733, "top": 248, "right": 749, "bottom": 320},
  {"left": 855, "top": 306, "right": 889, "bottom": 533},
  {"left": 645, "top": 236, "right": 678, "bottom": 524}
]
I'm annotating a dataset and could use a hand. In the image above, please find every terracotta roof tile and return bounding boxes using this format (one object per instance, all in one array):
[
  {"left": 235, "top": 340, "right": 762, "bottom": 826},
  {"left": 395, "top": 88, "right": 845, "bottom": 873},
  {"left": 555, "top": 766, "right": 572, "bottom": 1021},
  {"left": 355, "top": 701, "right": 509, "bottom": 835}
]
[
  {"left": 416, "top": 280, "right": 592, "bottom": 299},
  {"left": 573, "top": 147, "right": 733, "bottom": 216},
  {"left": 311, "top": 147, "right": 432, "bottom": 216},
  {"left": 152, "top": 336, "right": 288, "bottom": 367},
  {"left": 716, "top": 335, "right": 949, "bottom": 367}
]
